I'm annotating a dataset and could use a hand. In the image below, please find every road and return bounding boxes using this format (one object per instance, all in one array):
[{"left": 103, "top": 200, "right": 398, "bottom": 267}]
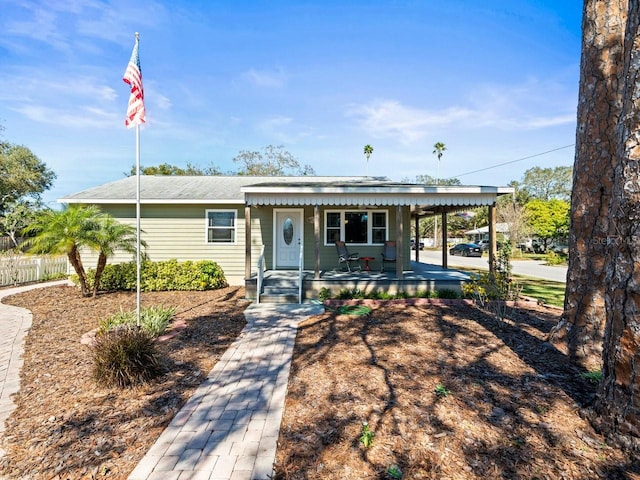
[{"left": 415, "top": 249, "right": 567, "bottom": 283}]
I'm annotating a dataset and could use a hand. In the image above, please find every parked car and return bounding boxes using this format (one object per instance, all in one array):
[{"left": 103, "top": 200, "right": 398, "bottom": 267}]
[
  {"left": 449, "top": 243, "right": 483, "bottom": 257},
  {"left": 518, "top": 238, "right": 545, "bottom": 253},
  {"left": 477, "top": 239, "right": 490, "bottom": 251},
  {"left": 410, "top": 239, "right": 424, "bottom": 250},
  {"left": 552, "top": 244, "right": 569, "bottom": 255},
  {"left": 477, "top": 239, "right": 503, "bottom": 252}
]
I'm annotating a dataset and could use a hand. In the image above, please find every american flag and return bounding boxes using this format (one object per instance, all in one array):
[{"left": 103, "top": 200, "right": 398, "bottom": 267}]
[{"left": 123, "top": 35, "right": 146, "bottom": 128}]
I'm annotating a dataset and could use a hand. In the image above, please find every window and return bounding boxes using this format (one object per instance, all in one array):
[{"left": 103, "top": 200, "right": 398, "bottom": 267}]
[
  {"left": 206, "top": 210, "right": 236, "bottom": 243},
  {"left": 324, "top": 210, "right": 388, "bottom": 245}
]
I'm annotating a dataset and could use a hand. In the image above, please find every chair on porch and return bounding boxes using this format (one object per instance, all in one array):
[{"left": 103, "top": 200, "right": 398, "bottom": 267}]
[
  {"left": 335, "top": 241, "right": 361, "bottom": 272},
  {"left": 380, "top": 241, "right": 397, "bottom": 272}
]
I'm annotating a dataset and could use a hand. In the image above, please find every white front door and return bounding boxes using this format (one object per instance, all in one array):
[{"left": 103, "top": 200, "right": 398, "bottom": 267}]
[{"left": 275, "top": 209, "right": 303, "bottom": 268}]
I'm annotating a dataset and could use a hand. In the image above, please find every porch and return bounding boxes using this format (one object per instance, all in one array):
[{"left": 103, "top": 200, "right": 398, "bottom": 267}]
[{"left": 245, "top": 261, "right": 471, "bottom": 303}]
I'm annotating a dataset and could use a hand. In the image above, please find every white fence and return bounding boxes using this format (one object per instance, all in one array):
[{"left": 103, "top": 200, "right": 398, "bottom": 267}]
[{"left": 0, "top": 255, "right": 68, "bottom": 287}]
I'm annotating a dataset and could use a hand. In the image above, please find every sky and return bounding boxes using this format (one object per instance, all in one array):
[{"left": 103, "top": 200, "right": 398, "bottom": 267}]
[{"left": 0, "top": 0, "right": 582, "bottom": 207}]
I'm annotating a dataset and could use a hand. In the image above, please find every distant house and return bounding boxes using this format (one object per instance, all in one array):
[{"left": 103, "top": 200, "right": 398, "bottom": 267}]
[
  {"left": 60, "top": 175, "right": 512, "bottom": 295},
  {"left": 464, "top": 223, "right": 510, "bottom": 243}
]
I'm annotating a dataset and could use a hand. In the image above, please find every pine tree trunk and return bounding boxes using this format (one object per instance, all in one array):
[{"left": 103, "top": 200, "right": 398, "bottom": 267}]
[
  {"left": 549, "top": 0, "right": 627, "bottom": 368},
  {"left": 595, "top": 0, "right": 640, "bottom": 444}
]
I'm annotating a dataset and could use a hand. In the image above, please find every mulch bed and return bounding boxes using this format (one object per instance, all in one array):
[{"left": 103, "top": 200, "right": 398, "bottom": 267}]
[
  {"left": 0, "top": 287, "right": 638, "bottom": 479},
  {"left": 0, "top": 285, "right": 249, "bottom": 479},
  {"left": 274, "top": 300, "right": 639, "bottom": 479}
]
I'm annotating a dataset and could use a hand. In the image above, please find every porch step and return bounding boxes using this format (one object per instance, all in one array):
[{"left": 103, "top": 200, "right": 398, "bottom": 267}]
[{"left": 260, "top": 286, "right": 299, "bottom": 304}]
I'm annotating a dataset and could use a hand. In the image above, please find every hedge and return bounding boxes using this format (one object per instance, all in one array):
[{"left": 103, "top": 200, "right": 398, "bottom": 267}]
[{"left": 75, "top": 259, "right": 228, "bottom": 292}]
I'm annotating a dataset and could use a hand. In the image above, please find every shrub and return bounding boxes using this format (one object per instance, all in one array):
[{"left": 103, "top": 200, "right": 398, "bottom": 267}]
[
  {"left": 318, "top": 287, "right": 331, "bottom": 301},
  {"left": 99, "top": 305, "right": 176, "bottom": 337},
  {"left": 91, "top": 326, "right": 162, "bottom": 388},
  {"left": 545, "top": 251, "right": 566, "bottom": 266},
  {"left": 436, "top": 288, "right": 460, "bottom": 299},
  {"left": 75, "top": 259, "right": 227, "bottom": 292},
  {"left": 336, "top": 287, "right": 362, "bottom": 299},
  {"left": 462, "top": 241, "right": 521, "bottom": 325}
]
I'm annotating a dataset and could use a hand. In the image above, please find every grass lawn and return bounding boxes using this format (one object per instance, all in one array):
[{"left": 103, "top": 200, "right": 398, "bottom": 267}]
[{"left": 456, "top": 266, "right": 565, "bottom": 308}]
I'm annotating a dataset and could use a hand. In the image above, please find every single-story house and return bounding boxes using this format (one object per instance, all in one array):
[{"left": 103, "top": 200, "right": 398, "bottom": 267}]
[{"left": 60, "top": 175, "right": 512, "bottom": 301}]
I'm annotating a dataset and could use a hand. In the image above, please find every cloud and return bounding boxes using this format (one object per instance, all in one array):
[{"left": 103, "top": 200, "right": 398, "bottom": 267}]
[
  {"left": 346, "top": 100, "right": 475, "bottom": 144},
  {"left": 0, "top": 69, "right": 122, "bottom": 128},
  {"left": 1, "top": 0, "right": 167, "bottom": 51},
  {"left": 242, "top": 68, "right": 287, "bottom": 88},
  {"left": 13, "top": 104, "right": 119, "bottom": 129},
  {"left": 348, "top": 79, "right": 576, "bottom": 144},
  {"left": 4, "top": 5, "right": 70, "bottom": 51},
  {"left": 256, "top": 115, "right": 313, "bottom": 143}
]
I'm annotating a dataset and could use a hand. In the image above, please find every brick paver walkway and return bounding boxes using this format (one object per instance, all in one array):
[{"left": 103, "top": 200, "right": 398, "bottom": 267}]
[
  {"left": 0, "top": 281, "right": 72, "bottom": 445},
  {"left": 128, "top": 302, "right": 324, "bottom": 480}
]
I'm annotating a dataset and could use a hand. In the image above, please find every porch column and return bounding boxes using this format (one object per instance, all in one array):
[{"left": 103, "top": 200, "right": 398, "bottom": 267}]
[
  {"left": 314, "top": 204, "right": 320, "bottom": 279},
  {"left": 488, "top": 204, "right": 496, "bottom": 274},
  {"left": 396, "top": 205, "right": 403, "bottom": 279},
  {"left": 441, "top": 212, "right": 448, "bottom": 269},
  {"left": 245, "top": 205, "right": 251, "bottom": 279},
  {"left": 414, "top": 215, "right": 420, "bottom": 262}
]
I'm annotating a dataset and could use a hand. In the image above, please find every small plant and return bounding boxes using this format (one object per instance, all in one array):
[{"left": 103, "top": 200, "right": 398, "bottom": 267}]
[
  {"left": 535, "top": 404, "right": 548, "bottom": 415},
  {"left": 545, "top": 251, "right": 566, "bottom": 266},
  {"left": 580, "top": 369, "right": 602, "bottom": 384},
  {"left": 386, "top": 464, "right": 403, "bottom": 479},
  {"left": 434, "top": 383, "right": 451, "bottom": 397},
  {"left": 99, "top": 305, "right": 176, "bottom": 337},
  {"left": 359, "top": 421, "right": 375, "bottom": 448},
  {"left": 436, "top": 288, "right": 461, "bottom": 299},
  {"left": 336, "top": 287, "right": 362, "bottom": 300},
  {"left": 91, "top": 326, "right": 162, "bottom": 388},
  {"left": 318, "top": 287, "right": 331, "bottom": 301},
  {"left": 462, "top": 242, "right": 521, "bottom": 326}
]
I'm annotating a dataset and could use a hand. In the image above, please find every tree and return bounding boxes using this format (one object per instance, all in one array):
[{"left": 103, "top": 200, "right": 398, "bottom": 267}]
[
  {"left": 233, "top": 145, "right": 315, "bottom": 176},
  {"left": 414, "top": 174, "right": 461, "bottom": 186},
  {"left": 413, "top": 174, "right": 461, "bottom": 246},
  {"left": 92, "top": 216, "right": 140, "bottom": 297},
  {"left": 432, "top": 142, "right": 447, "bottom": 185},
  {"left": 0, "top": 201, "right": 37, "bottom": 248},
  {"left": 129, "top": 162, "right": 223, "bottom": 176},
  {"left": 525, "top": 199, "right": 570, "bottom": 249},
  {"left": 520, "top": 166, "right": 573, "bottom": 201},
  {"left": 364, "top": 144, "right": 373, "bottom": 175},
  {"left": 595, "top": 0, "right": 640, "bottom": 443},
  {"left": 24, "top": 205, "right": 103, "bottom": 296},
  {"left": 549, "top": 0, "right": 627, "bottom": 366},
  {"left": 497, "top": 187, "right": 531, "bottom": 254},
  {"left": 0, "top": 142, "right": 55, "bottom": 213}
]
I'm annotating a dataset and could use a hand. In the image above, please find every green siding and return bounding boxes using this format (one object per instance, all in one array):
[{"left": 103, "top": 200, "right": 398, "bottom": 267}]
[{"left": 78, "top": 203, "right": 413, "bottom": 286}]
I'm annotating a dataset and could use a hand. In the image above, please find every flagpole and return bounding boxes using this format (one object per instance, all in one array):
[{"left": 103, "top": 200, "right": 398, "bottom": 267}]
[
  {"left": 136, "top": 121, "right": 141, "bottom": 326},
  {"left": 123, "top": 30, "right": 145, "bottom": 327}
]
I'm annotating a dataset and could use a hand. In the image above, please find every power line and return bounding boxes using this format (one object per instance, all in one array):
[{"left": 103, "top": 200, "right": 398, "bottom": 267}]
[{"left": 453, "top": 144, "right": 575, "bottom": 178}]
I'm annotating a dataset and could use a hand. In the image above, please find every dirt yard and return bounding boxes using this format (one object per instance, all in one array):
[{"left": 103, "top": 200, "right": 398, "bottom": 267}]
[
  {"left": 273, "top": 300, "right": 639, "bottom": 480},
  {"left": 0, "top": 285, "right": 249, "bottom": 479},
  {"left": 0, "top": 286, "right": 638, "bottom": 479}
]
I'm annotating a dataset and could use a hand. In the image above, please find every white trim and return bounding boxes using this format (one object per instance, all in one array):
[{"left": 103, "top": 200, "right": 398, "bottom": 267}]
[
  {"left": 324, "top": 209, "right": 388, "bottom": 246},
  {"left": 245, "top": 192, "right": 507, "bottom": 207},
  {"left": 62, "top": 198, "right": 244, "bottom": 205},
  {"left": 205, "top": 209, "right": 238, "bottom": 245},
  {"left": 273, "top": 208, "right": 304, "bottom": 269}
]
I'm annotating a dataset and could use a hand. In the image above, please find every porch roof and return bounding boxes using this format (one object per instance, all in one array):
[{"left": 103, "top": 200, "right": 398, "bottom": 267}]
[{"left": 242, "top": 180, "right": 513, "bottom": 211}]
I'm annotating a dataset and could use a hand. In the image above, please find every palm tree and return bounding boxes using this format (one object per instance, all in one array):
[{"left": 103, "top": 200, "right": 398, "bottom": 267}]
[
  {"left": 23, "top": 205, "right": 103, "bottom": 296},
  {"left": 432, "top": 142, "right": 447, "bottom": 185},
  {"left": 92, "top": 216, "right": 141, "bottom": 297},
  {"left": 364, "top": 144, "right": 373, "bottom": 175},
  {"left": 431, "top": 142, "right": 447, "bottom": 247}
]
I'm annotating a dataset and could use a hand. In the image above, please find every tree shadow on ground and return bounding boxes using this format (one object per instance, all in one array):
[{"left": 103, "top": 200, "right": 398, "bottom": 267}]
[{"left": 274, "top": 301, "right": 639, "bottom": 480}]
